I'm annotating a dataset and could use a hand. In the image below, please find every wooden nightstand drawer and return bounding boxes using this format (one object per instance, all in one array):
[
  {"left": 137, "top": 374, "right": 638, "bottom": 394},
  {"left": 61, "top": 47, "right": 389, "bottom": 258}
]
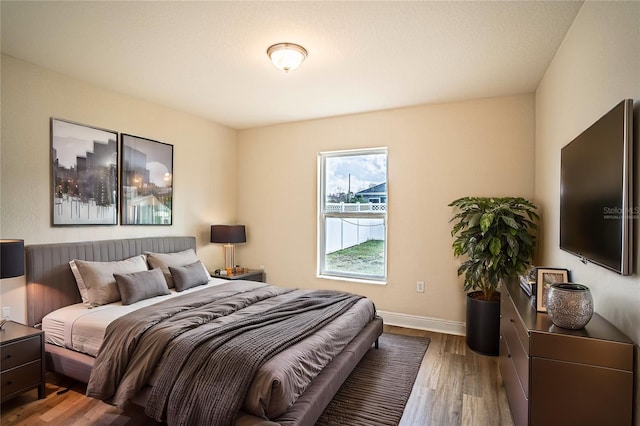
[
  {"left": 0, "top": 321, "right": 45, "bottom": 402},
  {"left": 1, "top": 360, "right": 42, "bottom": 398},
  {"left": 1, "top": 335, "right": 41, "bottom": 371}
]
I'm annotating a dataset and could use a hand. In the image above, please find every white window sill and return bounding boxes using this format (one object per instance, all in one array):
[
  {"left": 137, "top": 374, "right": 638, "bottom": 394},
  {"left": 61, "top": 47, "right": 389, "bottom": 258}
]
[{"left": 317, "top": 274, "right": 387, "bottom": 286}]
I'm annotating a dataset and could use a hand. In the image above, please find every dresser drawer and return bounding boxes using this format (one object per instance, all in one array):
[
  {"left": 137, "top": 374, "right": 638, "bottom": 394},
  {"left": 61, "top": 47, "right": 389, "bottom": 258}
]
[
  {"left": 501, "top": 290, "right": 529, "bottom": 354},
  {"left": 1, "top": 335, "right": 41, "bottom": 372},
  {"left": 1, "top": 360, "right": 42, "bottom": 398},
  {"left": 502, "top": 316, "right": 530, "bottom": 397},
  {"left": 530, "top": 357, "right": 633, "bottom": 426},
  {"left": 499, "top": 336, "right": 529, "bottom": 426},
  {"left": 530, "top": 332, "right": 633, "bottom": 371}
]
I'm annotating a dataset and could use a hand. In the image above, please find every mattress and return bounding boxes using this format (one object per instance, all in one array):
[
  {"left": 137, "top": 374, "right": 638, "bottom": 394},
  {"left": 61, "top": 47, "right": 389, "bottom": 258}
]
[
  {"left": 42, "top": 280, "right": 376, "bottom": 419},
  {"left": 42, "top": 277, "right": 230, "bottom": 356}
]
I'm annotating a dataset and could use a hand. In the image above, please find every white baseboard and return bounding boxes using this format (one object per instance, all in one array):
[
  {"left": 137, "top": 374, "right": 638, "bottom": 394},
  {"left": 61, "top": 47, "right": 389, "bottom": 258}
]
[{"left": 377, "top": 310, "right": 466, "bottom": 336}]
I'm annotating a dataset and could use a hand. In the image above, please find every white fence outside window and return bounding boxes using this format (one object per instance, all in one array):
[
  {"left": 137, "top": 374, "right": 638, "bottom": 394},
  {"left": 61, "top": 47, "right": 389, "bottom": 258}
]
[
  {"left": 325, "top": 202, "right": 386, "bottom": 253},
  {"left": 325, "top": 202, "right": 387, "bottom": 213}
]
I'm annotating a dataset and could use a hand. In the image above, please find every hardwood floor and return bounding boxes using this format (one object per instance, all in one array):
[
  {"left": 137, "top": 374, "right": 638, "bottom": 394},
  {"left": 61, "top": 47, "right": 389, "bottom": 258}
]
[
  {"left": 391, "top": 326, "right": 514, "bottom": 426},
  {"left": 0, "top": 326, "right": 514, "bottom": 426}
]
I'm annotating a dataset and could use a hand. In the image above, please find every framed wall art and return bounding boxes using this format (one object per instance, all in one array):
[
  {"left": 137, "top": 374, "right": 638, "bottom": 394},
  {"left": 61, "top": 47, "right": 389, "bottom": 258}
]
[
  {"left": 121, "top": 134, "right": 173, "bottom": 225},
  {"left": 51, "top": 118, "right": 118, "bottom": 226},
  {"left": 536, "top": 267, "right": 569, "bottom": 312}
]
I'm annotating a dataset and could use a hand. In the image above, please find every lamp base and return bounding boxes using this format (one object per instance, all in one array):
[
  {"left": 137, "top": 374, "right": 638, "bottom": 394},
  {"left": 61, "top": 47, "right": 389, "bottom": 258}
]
[{"left": 224, "top": 244, "right": 235, "bottom": 273}]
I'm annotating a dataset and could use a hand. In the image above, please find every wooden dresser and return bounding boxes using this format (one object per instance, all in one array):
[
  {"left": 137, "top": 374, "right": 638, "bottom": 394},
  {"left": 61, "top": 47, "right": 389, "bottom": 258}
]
[
  {"left": 499, "top": 279, "right": 634, "bottom": 426},
  {"left": 1, "top": 321, "right": 45, "bottom": 403}
]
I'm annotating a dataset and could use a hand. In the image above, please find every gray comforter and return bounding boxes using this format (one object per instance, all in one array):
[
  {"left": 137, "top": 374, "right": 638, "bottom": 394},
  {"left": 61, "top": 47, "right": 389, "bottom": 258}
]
[{"left": 87, "top": 282, "right": 364, "bottom": 426}]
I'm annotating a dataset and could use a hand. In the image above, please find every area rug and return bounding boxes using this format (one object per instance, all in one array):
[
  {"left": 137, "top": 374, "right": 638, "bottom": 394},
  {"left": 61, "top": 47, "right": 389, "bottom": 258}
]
[{"left": 316, "top": 333, "right": 431, "bottom": 426}]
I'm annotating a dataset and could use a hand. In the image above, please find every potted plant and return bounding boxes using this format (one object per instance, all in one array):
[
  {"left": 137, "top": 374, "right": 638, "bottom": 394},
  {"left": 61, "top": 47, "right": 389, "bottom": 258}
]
[{"left": 449, "top": 197, "right": 538, "bottom": 355}]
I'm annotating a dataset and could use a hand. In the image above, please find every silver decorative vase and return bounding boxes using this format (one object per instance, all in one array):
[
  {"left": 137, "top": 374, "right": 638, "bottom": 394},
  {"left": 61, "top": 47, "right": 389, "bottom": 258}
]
[{"left": 546, "top": 283, "right": 593, "bottom": 329}]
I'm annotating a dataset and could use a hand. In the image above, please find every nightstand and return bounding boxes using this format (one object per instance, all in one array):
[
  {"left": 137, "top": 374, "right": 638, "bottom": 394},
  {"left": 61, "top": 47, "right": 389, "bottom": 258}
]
[
  {"left": 211, "top": 269, "right": 265, "bottom": 282},
  {"left": 1, "top": 321, "right": 45, "bottom": 402}
]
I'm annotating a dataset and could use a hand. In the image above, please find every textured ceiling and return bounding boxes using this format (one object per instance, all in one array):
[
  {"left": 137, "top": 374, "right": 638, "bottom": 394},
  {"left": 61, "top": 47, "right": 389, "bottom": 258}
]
[{"left": 1, "top": 1, "right": 583, "bottom": 130}]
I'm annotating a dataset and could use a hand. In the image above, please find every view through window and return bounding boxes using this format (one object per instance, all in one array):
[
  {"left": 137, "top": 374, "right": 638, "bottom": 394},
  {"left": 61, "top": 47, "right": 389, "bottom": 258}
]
[{"left": 318, "top": 148, "right": 387, "bottom": 282}]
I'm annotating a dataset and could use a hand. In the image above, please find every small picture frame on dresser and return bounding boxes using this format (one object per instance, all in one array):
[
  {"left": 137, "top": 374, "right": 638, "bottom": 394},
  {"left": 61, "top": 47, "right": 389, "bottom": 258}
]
[{"left": 536, "top": 267, "right": 569, "bottom": 312}]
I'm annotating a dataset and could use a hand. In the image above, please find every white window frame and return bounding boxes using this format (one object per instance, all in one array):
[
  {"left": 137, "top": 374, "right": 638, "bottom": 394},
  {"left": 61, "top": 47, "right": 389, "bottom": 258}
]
[{"left": 317, "top": 147, "right": 388, "bottom": 284}]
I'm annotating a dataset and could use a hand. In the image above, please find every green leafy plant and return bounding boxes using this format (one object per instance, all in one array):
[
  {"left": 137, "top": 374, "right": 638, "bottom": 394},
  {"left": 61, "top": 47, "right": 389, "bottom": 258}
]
[{"left": 449, "top": 197, "right": 538, "bottom": 301}]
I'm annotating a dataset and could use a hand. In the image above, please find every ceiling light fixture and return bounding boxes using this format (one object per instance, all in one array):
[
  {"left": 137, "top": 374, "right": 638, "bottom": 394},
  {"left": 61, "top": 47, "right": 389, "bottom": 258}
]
[{"left": 267, "top": 43, "right": 308, "bottom": 73}]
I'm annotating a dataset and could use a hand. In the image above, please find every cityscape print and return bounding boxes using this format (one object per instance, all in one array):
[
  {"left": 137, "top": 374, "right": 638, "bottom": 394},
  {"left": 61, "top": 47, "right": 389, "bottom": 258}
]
[
  {"left": 51, "top": 119, "right": 118, "bottom": 225},
  {"left": 121, "top": 134, "right": 173, "bottom": 225}
]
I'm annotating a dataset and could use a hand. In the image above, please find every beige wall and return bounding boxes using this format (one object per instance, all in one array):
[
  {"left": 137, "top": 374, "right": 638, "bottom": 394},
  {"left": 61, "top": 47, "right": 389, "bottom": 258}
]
[
  {"left": 0, "top": 55, "right": 536, "bottom": 330},
  {"left": 535, "top": 3, "right": 640, "bottom": 420},
  {"left": 0, "top": 55, "right": 238, "bottom": 324},
  {"left": 237, "top": 95, "right": 535, "bottom": 327},
  {"left": 535, "top": 1, "right": 640, "bottom": 345}
]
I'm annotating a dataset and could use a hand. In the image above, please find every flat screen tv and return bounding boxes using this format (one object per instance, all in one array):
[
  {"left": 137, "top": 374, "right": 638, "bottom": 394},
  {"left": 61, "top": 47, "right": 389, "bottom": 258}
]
[{"left": 560, "top": 99, "right": 634, "bottom": 275}]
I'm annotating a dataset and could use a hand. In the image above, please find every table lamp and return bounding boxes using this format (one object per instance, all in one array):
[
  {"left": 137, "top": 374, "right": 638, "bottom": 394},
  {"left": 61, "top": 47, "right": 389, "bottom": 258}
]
[
  {"left": 0, "top": 239, "right": 25, "bottom": 329},
  {"left": 210, "top": 225, "right": 246, "bottom": 273},
  {"left": 1, "top": 239, "right": 24, "bottom": 279}
]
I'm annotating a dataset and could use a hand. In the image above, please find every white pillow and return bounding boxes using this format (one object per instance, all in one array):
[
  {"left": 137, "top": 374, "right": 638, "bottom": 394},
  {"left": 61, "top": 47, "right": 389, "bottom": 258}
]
[
  {"left": 69, "top": 260, "right": 90, "bottom": 304},
  {"left": 146, "top": 249, "right": 209, "bottom": 288},
  {"left": 69, "top": 255, "right": 148, "bottom": 307}
]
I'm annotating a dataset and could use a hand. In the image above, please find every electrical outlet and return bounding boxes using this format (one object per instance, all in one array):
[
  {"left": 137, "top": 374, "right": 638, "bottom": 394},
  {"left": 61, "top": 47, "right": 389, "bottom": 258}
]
[
  {"left": 416, "top": 281, "right": 425, "bottom": 293},
  {"left": 1, "top": 306, "right": 10, "bottom": 318},
  {"left": 259, "top": 265, "right": 265, "bottom": 270}
]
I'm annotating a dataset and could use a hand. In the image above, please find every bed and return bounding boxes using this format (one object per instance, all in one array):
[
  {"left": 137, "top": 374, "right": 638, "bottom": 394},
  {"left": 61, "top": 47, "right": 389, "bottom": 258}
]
[{"left": 25, "top": 236, "right": 383, "bottom": 426}]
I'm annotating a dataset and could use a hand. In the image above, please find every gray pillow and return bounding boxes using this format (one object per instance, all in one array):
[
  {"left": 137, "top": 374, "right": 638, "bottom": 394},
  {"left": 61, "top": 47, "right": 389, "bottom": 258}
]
[
  {"left": 70, "top": 255, "right": 148, "bottom": 307},
  {"left": 169, "top": 261, "right": 210, "bottom": 292},
  {"left": 114, "top": 268, "right": 171, "bottom": 305},
  {"left": 146, "top": 249, "right": 201, "bottom": 288}
]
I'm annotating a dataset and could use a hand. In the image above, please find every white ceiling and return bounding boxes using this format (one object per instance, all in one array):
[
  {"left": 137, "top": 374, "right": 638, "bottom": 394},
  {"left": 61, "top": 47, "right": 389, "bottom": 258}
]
[{"left": 1, "top": 1, "right": 583, "bottom": 130}]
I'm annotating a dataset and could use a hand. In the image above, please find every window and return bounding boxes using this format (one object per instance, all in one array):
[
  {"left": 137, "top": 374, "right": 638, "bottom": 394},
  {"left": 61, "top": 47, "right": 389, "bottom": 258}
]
[{"left": 318, "top": 148, "right": 387, "bottom": 283}]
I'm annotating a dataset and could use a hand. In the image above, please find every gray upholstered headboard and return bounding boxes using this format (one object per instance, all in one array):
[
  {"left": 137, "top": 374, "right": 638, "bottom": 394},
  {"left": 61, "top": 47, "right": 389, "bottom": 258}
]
[{"left": 26, "top": 236, "right": 196, "bottom": 327}]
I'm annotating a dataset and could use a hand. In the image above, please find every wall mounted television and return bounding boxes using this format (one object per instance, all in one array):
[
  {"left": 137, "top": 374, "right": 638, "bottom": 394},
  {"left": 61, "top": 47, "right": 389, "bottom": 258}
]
[{"left": 560, "top": 99, "right": 634, "bottom": 275}]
